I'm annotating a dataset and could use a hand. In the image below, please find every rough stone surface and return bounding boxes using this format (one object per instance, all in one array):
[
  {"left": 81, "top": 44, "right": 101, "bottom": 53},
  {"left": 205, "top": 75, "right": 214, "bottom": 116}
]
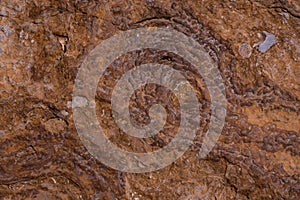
[
  {"left": 0, "top": 0, "right": 299, "bottom": 199},
  {"left": 44, "top": 118, "right": 66, "bottom": 134},
  {"left": 238, "top": 43, "right": 252, "bottom": 58}
]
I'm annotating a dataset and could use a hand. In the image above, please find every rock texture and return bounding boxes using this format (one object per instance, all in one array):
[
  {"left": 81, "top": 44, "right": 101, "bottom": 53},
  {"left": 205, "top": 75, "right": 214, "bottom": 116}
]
[{"left": 0, "top": 0, "right": 299, "bottom": 199}]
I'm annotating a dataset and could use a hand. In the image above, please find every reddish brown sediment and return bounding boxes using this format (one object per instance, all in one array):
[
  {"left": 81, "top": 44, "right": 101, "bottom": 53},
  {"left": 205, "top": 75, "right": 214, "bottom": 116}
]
[{"left": 0, "top": 0, "right": 299, "bottom": 199}]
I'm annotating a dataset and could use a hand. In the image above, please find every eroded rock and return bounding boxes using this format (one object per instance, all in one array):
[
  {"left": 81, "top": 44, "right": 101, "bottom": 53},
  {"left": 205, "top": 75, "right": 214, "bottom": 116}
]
[{"left": 0, "top": 0, "right": 299, "bottom": 199}]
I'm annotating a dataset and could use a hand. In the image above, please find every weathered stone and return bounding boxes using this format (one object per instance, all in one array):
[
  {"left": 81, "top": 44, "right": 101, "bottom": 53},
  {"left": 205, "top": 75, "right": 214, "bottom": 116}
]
[{"left": 0, "top": 0, "right": 299, "bottom": 199}]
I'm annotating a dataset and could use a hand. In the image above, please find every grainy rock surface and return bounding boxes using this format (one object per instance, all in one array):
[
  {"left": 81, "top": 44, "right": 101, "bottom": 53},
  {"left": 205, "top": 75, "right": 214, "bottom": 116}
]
[{"left": 0, "top": 0, "right": 299, "bottom": 199}]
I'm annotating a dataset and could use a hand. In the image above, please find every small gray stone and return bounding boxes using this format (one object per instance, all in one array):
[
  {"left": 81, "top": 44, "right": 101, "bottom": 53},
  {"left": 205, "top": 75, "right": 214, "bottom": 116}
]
[{"left": 255, "top": 31, "right": 277, "bottom": 53}]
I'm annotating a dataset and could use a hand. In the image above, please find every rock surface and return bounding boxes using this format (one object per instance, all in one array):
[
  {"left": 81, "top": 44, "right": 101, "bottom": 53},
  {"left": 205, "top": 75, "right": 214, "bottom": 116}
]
[{"left": 0, "top": 0, "right": 299, "bottom": 199}]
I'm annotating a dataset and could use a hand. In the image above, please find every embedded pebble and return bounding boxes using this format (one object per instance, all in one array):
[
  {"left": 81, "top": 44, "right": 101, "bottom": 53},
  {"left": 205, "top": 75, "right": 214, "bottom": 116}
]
[
  {"left": 254, "top": 31, "right": 277, "bottom": 53},
  {"left": 238, "top": 43, "right": 252, "bottom": 58},
  {"left": 61, "top": 110, "right": 69, "bottom": 116}
]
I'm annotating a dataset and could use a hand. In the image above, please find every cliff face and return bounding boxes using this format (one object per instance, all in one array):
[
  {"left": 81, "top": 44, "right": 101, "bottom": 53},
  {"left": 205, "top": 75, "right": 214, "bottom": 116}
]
[{"left": 0, "top": 0, "right": 299, "bottom": 199}]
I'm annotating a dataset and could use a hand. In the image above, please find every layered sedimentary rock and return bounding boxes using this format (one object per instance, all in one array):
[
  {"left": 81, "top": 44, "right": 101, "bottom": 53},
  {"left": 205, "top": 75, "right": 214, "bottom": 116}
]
[{"left": 0, "top": 0, "right": 299, "bottom": 199}]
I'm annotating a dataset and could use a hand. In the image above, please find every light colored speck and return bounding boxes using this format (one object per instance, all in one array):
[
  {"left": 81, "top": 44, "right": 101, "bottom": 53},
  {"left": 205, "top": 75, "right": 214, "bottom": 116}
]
[
  {"left": 0, "top": 7, "right": 7, "bottom": 16},
  {"left": 257, "top": 33, "right": 261, "bottom": 38},
  {"left": 282, "top": 12, "right": 289, "bottom": 19},
  {"left": 44, "top": 83, "right": 54, "bottom": 90},
  {"left": 61, "top": 110, "right": 69, "bottom": 116},
  {"left": 26, "top": 65, "right": 31, "bottom": 71},
  {"left": 67, "top": 101, "right": 72, "bottom": 108},
  {"left": 89, "top": 100, "right": 96, "bottom": 108},
  {"left": 19, "top": 30, "right": 24, "bottom": 38},
  {"left": 50, "top": 177, "right": 57, "bottom": 184},
  {"left": 290, "top": 39, "right": 300, "bottom": 54},
  {"left": 1, "top": 25, "right": 13, "bottom": 36},
  {"left": 0, "top": 130, "right": 6, "bottom": 136}
]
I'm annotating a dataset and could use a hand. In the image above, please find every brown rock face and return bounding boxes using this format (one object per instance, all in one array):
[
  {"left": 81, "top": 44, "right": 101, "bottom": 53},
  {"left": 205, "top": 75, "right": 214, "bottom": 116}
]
[{"left": 0, "top": 0, "right": 299, "bottom": 199}]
